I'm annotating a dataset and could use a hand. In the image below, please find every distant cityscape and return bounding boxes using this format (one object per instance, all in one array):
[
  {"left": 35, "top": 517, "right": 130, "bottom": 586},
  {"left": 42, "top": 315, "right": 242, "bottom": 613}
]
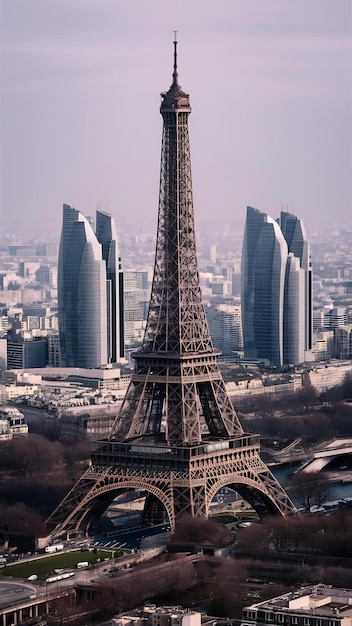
[
  {"left": 0, "top": 214, "right": 350, "bottom": 437},
  {"left": 0, "top": 215, "right": 351, "bottom": 369}
]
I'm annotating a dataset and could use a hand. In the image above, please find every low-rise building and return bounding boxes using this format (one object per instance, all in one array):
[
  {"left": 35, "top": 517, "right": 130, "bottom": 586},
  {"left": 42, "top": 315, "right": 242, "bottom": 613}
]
[
  {"left": 243, "top": 584, "right": 352, "bottom": 626},
  {"left": 58, "top": 404, "right": 122, "bottom": 443},
  {"left": 304, "top": 361, "right": 352, "bottom": 393},
  {"left": 110, "top": 605, "right": 215, "bottom": 626},
  {"left": 0, "top": 406, "right": 28, "bottom": 437},
  {"left": 0, "top": 418, "right": 12, "bottom": 440}
]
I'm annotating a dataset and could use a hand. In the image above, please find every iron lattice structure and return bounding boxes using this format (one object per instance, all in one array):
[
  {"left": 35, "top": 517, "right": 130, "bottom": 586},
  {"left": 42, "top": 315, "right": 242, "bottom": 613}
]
[{"left": 47, "top": 39, "right": 296, "bottom": 539}]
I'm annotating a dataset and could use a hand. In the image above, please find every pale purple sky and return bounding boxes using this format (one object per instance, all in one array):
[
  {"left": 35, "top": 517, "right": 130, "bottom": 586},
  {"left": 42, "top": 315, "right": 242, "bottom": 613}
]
[{"left": 1, "top": 0, "right": 351, "bottom": 237}]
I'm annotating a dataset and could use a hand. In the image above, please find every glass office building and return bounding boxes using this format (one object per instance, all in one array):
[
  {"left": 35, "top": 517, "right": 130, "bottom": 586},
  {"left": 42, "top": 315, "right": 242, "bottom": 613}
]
[
  {"left": 284, "top": 253, "right": 305, "bottom": 364},
  {"left": 241, "top": 206, "right": 312, "bottom": 366},
  {"left": 58, "top": 204, "right": 108, "bottom": 368},
  {"left": 279, "top": 211, "right": 313, "bottom": 353},
  {"left": 96, "top": 210, "right": 123, "bottom": 363}
]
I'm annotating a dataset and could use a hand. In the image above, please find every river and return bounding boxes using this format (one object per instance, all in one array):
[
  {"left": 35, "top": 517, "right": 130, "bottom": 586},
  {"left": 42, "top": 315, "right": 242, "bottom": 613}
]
[{"left": 271, "top": 463, "right": 352, "bottom": 506}]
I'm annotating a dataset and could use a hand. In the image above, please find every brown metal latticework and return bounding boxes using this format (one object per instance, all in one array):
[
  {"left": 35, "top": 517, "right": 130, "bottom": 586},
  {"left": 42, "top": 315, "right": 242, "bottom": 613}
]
[{"left": 47, "top": 38, "right": 296, "bottom": 539}]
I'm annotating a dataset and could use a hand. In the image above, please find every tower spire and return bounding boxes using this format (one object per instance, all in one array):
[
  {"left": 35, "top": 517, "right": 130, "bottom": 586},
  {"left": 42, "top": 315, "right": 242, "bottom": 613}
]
[
  {"left": 161, "top": 35, "right": 190, "bottom": 115},
  {"left": 173, "top": 31, "right": 178, "bottom": 86}
]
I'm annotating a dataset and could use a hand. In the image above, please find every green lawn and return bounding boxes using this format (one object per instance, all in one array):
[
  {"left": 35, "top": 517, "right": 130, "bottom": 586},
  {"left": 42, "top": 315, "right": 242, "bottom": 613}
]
[
  {"left": 0, "top": 549, "right": 117, "bottom": 579},
  {"left": 212, "top": 510, "right": 260, "bottom": 523}
]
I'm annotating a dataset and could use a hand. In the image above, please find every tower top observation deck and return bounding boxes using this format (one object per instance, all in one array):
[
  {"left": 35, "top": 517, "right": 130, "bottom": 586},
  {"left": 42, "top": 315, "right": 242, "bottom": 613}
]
[{"left": 160, "top": 33, "right": 191, "bottom": 112}]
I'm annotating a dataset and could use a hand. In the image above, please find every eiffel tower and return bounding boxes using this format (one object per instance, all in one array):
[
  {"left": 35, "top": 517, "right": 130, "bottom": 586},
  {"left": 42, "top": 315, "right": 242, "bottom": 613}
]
[{"left": 47, "top": 37, "right": 296, "bottom": 540}]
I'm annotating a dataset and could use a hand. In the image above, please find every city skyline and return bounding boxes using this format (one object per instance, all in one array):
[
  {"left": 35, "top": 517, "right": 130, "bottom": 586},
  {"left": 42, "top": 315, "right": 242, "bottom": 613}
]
[{"left": 1, "top": 0, "right": 351, "bottom": 238}]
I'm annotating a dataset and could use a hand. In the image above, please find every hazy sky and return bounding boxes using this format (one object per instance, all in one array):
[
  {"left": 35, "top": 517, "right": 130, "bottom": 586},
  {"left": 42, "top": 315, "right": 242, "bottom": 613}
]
[{"left": 1, "top": 0, "right": 351, "bottom": 238}]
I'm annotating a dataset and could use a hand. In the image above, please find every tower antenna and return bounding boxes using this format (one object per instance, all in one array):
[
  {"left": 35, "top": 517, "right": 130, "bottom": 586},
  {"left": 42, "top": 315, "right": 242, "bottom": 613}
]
[{"left": 173, "top": 31, "right": 178, "bottom": 84}]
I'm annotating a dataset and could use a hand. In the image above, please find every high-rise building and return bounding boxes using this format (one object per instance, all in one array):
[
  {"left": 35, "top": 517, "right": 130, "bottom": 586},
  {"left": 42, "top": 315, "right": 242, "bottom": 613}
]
[
  {"left": 206, "top": 302, "right": 243, "bottom": 358},
  {"left": 283, "top": 253, "right": 305, "bottom": 365},
  {"left": 241, "top": 206, "right": 312, "bottom": 366},
  {"left": 122, "top": 270, "right": 151, "bottom": 364},
  {"left": 334, "top": 325, "right": 352, "bottom": 359},
  {"left": 241, "top": 206, "right": 288, "bottom": 365},
  {"left": 96, "top": 209, "right": 124, "bottom": 363},
  {"left": 58, "top": 204, "right": 109, "bottom": 368},
  {"left": 279, "top": 211, "right": 312, "bottom": 353}
]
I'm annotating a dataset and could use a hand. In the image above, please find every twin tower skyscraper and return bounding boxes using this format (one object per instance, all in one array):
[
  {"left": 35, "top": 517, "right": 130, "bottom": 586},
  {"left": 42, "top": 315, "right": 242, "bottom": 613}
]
[
  {"left": 58, "top": 203, "right": 312, "bottom": 370},
  {"left": 241, "top": 206, "right": 312, "bottom": 367},
  {"left": 58, "top": 204, "right": 123, "bottom": 368}
]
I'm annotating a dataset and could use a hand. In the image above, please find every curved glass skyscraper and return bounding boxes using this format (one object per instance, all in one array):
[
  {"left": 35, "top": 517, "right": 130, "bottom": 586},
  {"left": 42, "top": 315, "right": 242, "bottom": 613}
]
[
  {"left": 58, "top": 204, "right": 108, "bottom": 368},
  {"left": 241, "top": 206, "right": 312, "bottom": 366},
  {"left": 241, "top": 207, "right": 287, "bottom": 365}
]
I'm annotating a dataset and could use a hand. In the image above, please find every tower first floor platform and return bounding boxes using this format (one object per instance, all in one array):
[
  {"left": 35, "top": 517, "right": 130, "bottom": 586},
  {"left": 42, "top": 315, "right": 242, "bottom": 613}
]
[{"left": 46, "top": 433, "right": 296, "bottom": 540}]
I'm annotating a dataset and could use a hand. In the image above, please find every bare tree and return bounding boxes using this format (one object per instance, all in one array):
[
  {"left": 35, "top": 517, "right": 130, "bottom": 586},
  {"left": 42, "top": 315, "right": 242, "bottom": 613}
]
[
  {"left": 0, "top": 501, "right": 46, "bottom": 535},
  {"left": 171, "top": 514, "right": 232, "bottom": 547},
  {"left": 5, "top": 434, "right": 64, "bottom": 479},
  {"left": 290, "top": 471, "right": 331, "bottom": 512}
]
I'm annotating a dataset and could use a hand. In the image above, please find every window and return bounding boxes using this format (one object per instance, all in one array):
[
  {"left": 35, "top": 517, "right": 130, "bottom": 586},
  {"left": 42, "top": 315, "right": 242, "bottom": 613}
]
[{"left": 247, "top": 612, "right": 256, "bottom": 620}]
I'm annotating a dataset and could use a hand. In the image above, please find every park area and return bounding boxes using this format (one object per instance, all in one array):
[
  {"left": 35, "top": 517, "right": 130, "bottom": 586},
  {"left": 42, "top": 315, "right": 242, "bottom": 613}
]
[{"left": 0, "top": 549, "right": 115, "bottom": 580}]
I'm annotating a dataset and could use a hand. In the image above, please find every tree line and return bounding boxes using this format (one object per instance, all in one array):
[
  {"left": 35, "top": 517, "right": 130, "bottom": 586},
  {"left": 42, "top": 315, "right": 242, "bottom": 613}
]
[
  {"left": 0, "top": 433, "right": 90, "bottom": 479},
  {"left": 0, "top": 434, "right": 90, "bottom": 535},
  {"left": 240, "top": 398, "right": 352, "bottom": 447}
]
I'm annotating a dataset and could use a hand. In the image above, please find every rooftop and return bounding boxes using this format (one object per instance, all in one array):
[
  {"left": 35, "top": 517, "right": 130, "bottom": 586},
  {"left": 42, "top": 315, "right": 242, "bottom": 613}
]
[{"left": 246, "top": 584, "right": 352, "bottom": 619}]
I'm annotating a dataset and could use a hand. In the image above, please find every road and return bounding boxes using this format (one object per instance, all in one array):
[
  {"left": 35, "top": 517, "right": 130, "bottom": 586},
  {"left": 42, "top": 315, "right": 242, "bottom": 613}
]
[{"left": 0, "top": 581, "right": 36, "bottom": 609}]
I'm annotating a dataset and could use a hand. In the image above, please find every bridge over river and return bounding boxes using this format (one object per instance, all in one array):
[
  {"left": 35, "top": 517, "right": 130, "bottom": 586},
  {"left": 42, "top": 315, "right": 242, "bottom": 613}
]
[{"left": 269, "top": 437, "right": 352, "bottom": 474}]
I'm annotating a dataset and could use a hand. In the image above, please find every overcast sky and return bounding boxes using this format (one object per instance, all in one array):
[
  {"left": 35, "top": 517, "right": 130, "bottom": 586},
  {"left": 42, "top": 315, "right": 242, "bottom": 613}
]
[{"left": 1, "top": 0, "right": 351, "bottom": 239}]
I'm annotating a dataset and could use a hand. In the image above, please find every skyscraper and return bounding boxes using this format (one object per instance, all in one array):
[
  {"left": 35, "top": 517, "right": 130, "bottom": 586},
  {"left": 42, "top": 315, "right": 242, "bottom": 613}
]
[
  {"left": 96, "top": 209, "right": 123, "bottom": 363},
  {"left": 241, "top": 206, "right": 287, "bottom": 365},
  {"left": 241, "top": 206, "right": 312, "bottom": 366},
  {"left": 58, "top": 203, "right": 122, "bottom": 369},
  {"left": 279, "top": 211, "right": 313, "bottom": 354}
]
